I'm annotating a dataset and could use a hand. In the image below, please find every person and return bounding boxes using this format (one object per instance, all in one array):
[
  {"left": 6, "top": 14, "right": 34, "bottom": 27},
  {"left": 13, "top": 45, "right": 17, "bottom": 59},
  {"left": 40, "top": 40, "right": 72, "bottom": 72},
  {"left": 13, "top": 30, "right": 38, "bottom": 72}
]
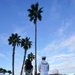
[
  {"left": 38, "top": 56, "right": 49, "bottom": 75},
  {"left": 24, "top": 59, "right": 33, "bottom": 75}
]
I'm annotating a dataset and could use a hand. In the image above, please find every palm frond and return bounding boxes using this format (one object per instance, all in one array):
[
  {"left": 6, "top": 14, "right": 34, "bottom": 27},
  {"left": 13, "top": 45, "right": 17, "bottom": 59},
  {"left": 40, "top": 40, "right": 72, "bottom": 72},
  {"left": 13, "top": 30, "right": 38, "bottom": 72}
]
[
  {"left": 8, "top": 33, "right": 21, "bottom": 46},
  {"left": 35, "top": 2, "right": 39, "bottom": 11},
  {"left": 30, "top": 17, "right": 34, "bottom": 21},
  {"left": 28, "top": 9, "right": 33, "bottom": 14},
  {"left": 28, "top": 14, "right": 33, "bottom": 17},
  {"left": 21, "top": 37, "right": 32, "bottom": 50},
  {"left": 28, "top": 2, "right": 43, "bottom": 24},
  {"left": 31, "top": 4, "right": 35, "bottom": 9},
  {"left": 39, "top": 7, "right": 43, "bottom": 13},
  {"left": 38, "top": 13, "right": 42, "bottom": 21}
]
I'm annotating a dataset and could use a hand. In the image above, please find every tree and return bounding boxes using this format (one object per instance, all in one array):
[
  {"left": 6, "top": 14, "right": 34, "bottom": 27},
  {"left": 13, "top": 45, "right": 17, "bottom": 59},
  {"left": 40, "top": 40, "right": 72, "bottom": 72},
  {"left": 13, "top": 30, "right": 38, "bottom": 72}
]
[
  {"left": 0, "top": 68, "right": 7, "bottom": 74},
  {"left": 8, "top": 70, "right": 12, "bottom": 75},
  {"left": 20, "top": 37, "right": 32, "bottom": 75},
  {"left": 8, "top": 33, "right": 21, "bottom": 75},
  {"left": 0, "top": 68, "right": 3, "bottom": 73},
  {"left": 27, "top": 52, "right": 35, "bottom": 62},
  {"left": 37, "top": 73, "right": 40, "bottom": 75},
  {"left": 2, "top": 69, "right": 7, "bottom": 74},
  {"left": 28, "top": 2, "right": 43, "bottom": 75}
]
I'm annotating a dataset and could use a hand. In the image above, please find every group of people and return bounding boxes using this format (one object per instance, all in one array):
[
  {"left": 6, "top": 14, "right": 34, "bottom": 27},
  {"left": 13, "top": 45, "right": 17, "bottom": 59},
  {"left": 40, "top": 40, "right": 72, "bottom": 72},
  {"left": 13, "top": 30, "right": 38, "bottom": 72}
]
[{"left": 24, "top": 56, "right": 49, "bottom": 75}]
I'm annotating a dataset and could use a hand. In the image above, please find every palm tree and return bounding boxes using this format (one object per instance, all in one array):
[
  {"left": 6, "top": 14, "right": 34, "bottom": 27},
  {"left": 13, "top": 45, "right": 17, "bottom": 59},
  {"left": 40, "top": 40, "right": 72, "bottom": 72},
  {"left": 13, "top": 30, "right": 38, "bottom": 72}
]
[
  {"left": 20, "top": 37, "right": 32, "bottom": 75},
  {"left": 28, "top": 2, "right": 43, "bottom": 75},
  {"left": 8, "top": 70, "right": 12, "bottom": 75},
  {"left": 27, "top": 52, "right": 35, "bottom": 62},
  {"left": 8, "top": 33, "right": 21, "bottom": 75}
]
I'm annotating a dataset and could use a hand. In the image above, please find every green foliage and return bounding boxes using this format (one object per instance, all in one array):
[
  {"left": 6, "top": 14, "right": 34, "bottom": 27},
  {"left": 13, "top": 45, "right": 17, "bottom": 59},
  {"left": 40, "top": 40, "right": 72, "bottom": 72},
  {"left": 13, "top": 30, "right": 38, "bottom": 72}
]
[
  {"left": 21, "top": 37, "right": 32, "bottom": 50},
  {"left": 0, "top": 68, "right": 12, "bottom": 74},
  {"left": 8, "top": 33, "right": 21, "bottom": 46},
  {"left": 0, "top": 68, "right": 3, "bottom": 72},
  {"left": 37, "top": 73, "right": 40, "bottom": 75},
  {"left": 7, "top": 70, "right": 12, "bottom": 74},
  {"left": 0, "top": 68, "right": 7, "bottom": 73},
  {"left": 27, "top": 52, "right": 35, "bottom": 62},
  {"left": 28, "top": 2, "right": 43, "bottom": 24}
]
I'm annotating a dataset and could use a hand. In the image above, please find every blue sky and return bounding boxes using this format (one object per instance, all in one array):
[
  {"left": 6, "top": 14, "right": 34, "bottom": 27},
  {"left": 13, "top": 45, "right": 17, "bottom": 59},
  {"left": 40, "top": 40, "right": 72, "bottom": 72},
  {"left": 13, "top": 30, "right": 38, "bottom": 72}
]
[{"left": 0, "top": 0, "right": 75, "bottom": 74}]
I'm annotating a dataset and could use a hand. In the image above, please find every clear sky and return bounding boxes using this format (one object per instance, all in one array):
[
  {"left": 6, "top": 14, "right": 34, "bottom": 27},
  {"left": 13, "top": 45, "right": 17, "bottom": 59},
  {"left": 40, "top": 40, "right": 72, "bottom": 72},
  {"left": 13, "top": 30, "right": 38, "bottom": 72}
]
[{"left": 0, "top": 0, "right": 75, "bottom": 75}]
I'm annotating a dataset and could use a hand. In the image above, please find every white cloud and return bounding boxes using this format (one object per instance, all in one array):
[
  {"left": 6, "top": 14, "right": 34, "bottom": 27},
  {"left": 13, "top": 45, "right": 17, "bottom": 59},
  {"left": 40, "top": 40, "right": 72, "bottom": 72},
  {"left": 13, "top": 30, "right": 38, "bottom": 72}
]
[
  {"left": 38, "top": 33, "right": 75, "bottom": 74},
  {"left": 48, "top": 53, "right": 75, "bottom": 74},
  {"left": 14, "top": 66, "right": 22, "bottom": 75},
  {"left": 0, "top": 25, "right": 27, "bottom": 45},
  {"left": 13, "top": 25, "right": 27, "bottom": 38},
  {"left": 50, "top": 61, "right": 75, "bottom": 74},
  {"left": 0, "top": 53, "right": 5, "bottom": 58},
  {"left": 56, "top": 19, "right": 72, "bottom": 38},
  {"left": 60, "top": 34, "right": 75, "bottom": 51},
  {"left": 42, "top": 34, "right": 75, "bottom": 53},
  {"left": 51, "top": 53, "right": 74, "bottom": 61},
  {"left": 18, "top": 12, "right": 27, "bottom": 17},
  {"left": 0, "top": 33, "right": 9, "bottom": 45}
]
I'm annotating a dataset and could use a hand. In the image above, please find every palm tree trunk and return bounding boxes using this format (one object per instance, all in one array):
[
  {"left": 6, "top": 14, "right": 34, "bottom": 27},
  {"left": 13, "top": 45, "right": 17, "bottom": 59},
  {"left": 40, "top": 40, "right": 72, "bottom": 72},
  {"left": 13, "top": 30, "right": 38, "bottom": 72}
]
[
  {"left": 20, "top": 50, "right": 27, "bottom": 75},
  {"left": 35, "top": 22, "right": 37, "bottom": 75},
  {"left": 12, "top": 46, "right": 15, "bottom": 75}
]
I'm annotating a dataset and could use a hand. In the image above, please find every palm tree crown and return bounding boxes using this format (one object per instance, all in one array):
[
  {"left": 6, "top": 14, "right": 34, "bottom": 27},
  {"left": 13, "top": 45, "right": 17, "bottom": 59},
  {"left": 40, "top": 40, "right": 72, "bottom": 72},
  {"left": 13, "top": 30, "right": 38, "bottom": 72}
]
[
  {"left": 28, "top": 2, "right": 43, "bottom": 24},
  {"left": 27, "top": 52, "right": 35, "bottom": 62},
  {"left": 8, "top": 33, "right": 21, "bottom": 46},
  {"left": 21, "top": 37, "right": 32, "bottom": 50}
]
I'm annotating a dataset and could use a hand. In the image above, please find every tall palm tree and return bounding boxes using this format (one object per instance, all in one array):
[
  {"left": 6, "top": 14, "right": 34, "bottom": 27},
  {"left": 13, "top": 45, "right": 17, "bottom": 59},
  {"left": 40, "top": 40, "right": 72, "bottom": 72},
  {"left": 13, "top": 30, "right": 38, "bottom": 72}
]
[
  {"left": 20, "top": 37, "right": 32, "bottom": 75},
  {"left": 28, "top": 2, "right": 43, "bottom": 75},
  {"left": 27, "top": 52, "right": 35, "bottom": 62},
  {"left": 8, "top": 33, "right": 21, "bottom": 75}
]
